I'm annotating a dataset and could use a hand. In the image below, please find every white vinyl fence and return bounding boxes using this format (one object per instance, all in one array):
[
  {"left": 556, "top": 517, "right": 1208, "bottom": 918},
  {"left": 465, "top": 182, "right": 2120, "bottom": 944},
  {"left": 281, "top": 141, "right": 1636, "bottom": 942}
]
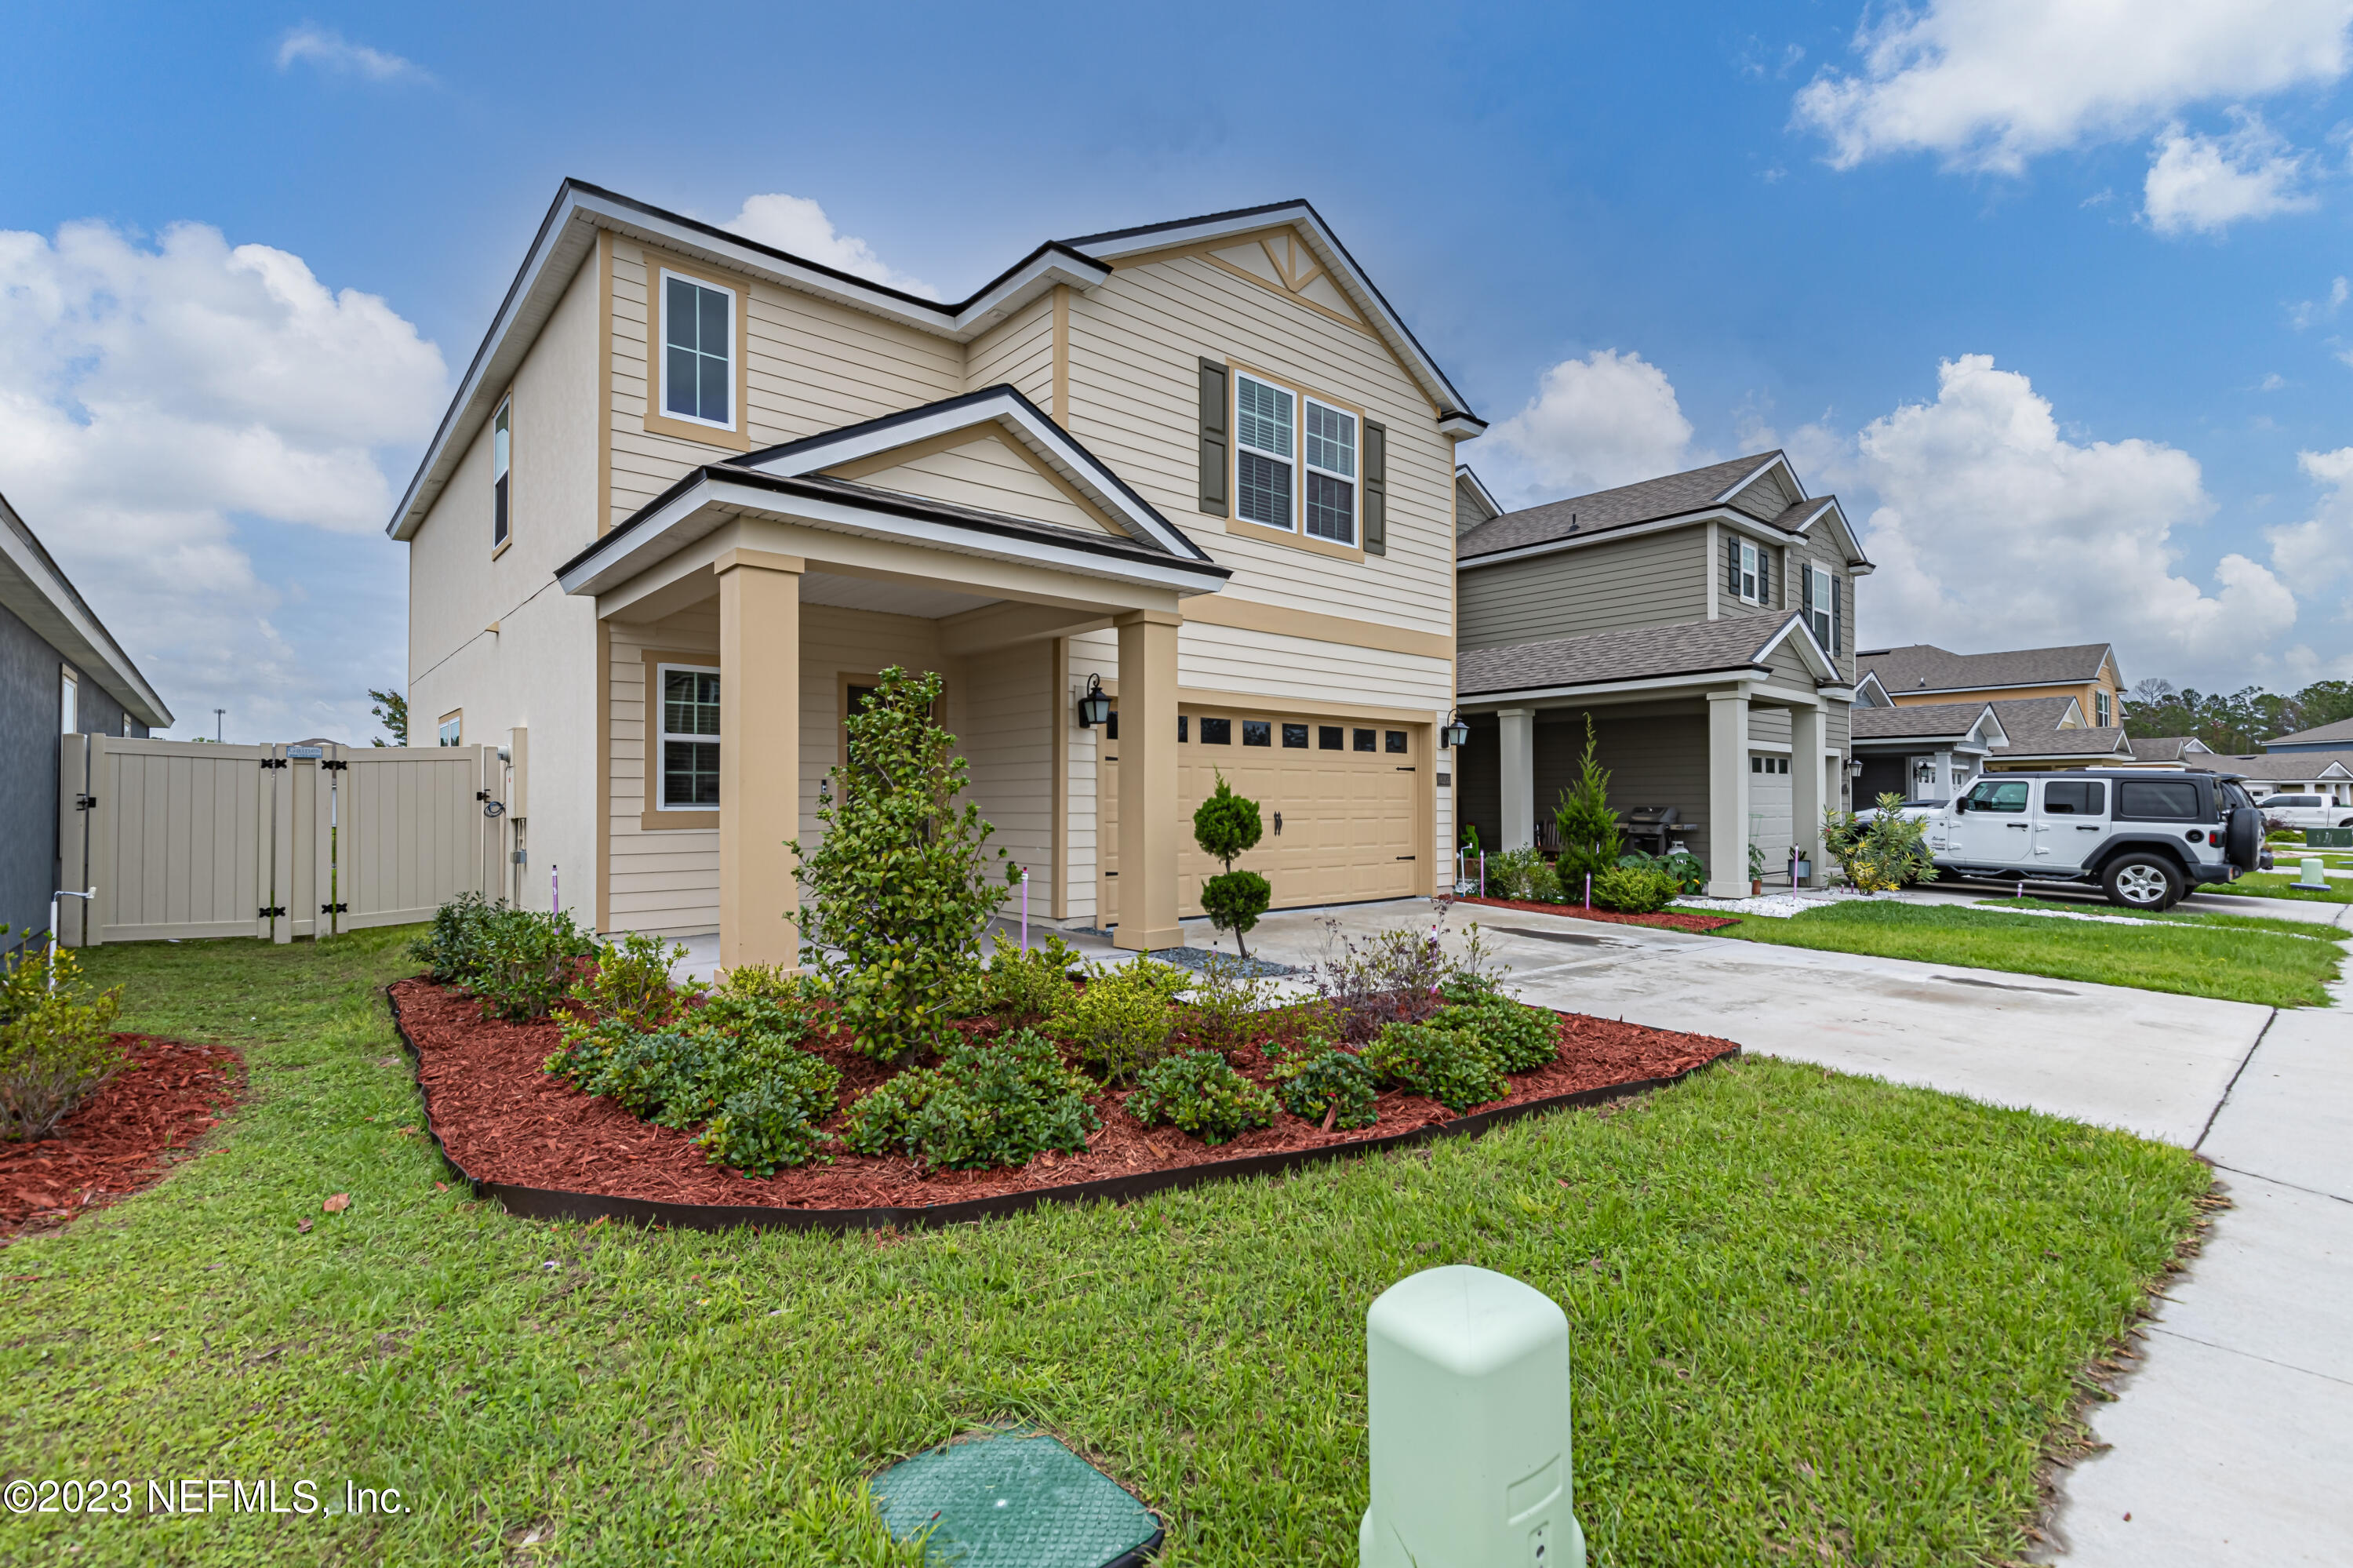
[{"left": 57, "top": 736, "right": 502, "bottom": 946}]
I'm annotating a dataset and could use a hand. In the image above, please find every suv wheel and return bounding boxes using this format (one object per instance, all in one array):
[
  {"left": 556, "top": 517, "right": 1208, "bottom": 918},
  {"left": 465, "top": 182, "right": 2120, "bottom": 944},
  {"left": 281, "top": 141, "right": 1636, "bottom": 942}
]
[{"left": 2103, "top": 853, "right": 2183, "bottom": 911}]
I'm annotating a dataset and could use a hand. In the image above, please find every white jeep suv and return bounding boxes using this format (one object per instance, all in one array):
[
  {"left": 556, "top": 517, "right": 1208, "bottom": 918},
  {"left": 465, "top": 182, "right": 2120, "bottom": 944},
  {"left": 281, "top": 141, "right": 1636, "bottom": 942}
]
[
  {"left": 1925, "top": 770, "right": 2264, "bottom": 911},
  {"left": 2254, "top": 792, "right": 2353, "bottom": 831}
]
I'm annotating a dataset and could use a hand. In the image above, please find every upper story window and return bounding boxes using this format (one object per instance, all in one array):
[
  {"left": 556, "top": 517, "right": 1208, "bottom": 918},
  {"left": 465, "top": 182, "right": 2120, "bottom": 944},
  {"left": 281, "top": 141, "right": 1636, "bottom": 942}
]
[
  {"left": 438, "top": 711, "right": 462, "bottom": 748},
  {"left": 659, "top": 665, "right": 722, "bottom": 809},
  {"left": 1808, "top": 564, "right": 1833, "bottom": 645},
  {"left": 492, "top": 398, "right": 512, "bottom": 551},
  {"left": 60, "top": 670, "right": 77, "bottom": 735},
  {"left": 2095, "top": 689, "right": 2111, "bottom": 726},
  {"left": 1303, "top": 399, "right": 1357, "bottom": 545},
  {"left": 1235, "top": 374, "right": 1294, "bottom": 529},
  {"left": 1734, "top": 540, "right": 1764, "bottom": 605},
  {"left": 661, "top": 271, "right": 736, "bottom": 430}
]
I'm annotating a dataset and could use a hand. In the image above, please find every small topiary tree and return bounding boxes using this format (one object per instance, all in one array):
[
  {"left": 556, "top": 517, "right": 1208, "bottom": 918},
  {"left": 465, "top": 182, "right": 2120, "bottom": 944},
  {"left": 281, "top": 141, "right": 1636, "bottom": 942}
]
[
  {"left": 1193, "top": 771, "right": 1271, "bottom": 959},
  {"left": 789, "top": 665, "right": 1017, "bottom": 1063},
  {"left": 1553, "top": 713, "right": 1623, "bottom": 890}
]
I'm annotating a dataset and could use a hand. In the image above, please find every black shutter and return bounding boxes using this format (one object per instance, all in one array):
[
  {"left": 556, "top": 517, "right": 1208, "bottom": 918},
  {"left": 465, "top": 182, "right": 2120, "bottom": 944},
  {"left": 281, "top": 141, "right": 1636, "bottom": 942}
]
[
  {"left": 1363, "top": 420, "right": 1387, "bottom": 555},
  {"left": 1831, "top": 576, "right": 1842, "bottom": 655},
  {"left": 1800, "top": 557, "right": 1813, "bottom": 622},
  {"left": 1758, "top": 548, "right": 1771, "bottom": 606},
  {"left": 1726, "top": 535, "right": 1740, "bottom": 597},
  {"left": 1198, "top": 359, "right": 1228, "bottom": 516}
]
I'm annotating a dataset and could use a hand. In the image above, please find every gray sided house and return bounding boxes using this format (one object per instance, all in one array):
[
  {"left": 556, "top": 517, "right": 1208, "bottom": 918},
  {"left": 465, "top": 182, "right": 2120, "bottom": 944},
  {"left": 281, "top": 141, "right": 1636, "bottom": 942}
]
[
  {"left": 1452, "top": 453, "right": 1869, "bottom": 897},
  {"left": 2262, "top": 716, "right": 2353, "bottom": 755},
  {"left": 0, "top": 490, "right": 171, "bottom": 941}
]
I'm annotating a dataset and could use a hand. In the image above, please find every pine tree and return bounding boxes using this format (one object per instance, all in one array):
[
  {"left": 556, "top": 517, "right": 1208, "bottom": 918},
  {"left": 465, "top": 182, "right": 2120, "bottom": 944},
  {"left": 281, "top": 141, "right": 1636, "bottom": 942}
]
[{"left": 1552, "top": 713, "right": 1621, "bottom": 890}]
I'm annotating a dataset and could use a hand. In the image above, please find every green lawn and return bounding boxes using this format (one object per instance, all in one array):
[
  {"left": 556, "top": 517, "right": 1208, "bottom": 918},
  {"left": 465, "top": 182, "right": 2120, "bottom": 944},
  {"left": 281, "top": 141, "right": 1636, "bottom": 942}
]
[
  {"left": 2, "top": 930, "right": 2210, "bottom": 1566},
  {"left": 2211, "top": 868, "right": 2353, "bottom": 904},
  {"left": 1980, "top": 897, "right": 2348, "bottom": 940},
  {"left": 1689, "top": 898, "right": 2345, "bottom": 1007}
]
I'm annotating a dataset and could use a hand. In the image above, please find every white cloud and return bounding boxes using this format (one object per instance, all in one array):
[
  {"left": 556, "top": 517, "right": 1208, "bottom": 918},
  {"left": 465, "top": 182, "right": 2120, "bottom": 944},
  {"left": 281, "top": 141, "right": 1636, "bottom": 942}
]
[
  {"left": 275, "top": 25, "right": 427, "bottom": 82},
  {"left": 1794, "top": 0, "right": 2353, "bottom": 173},
  {"left": 1832, "top": 355, "right": 2295, "bottom": 679},
  {"left": 2143, "top": 114, "right": 2318, "bottom": 234},
  {"left": 2291, "top": 274, "right": 2349, "bottom": 327},
  {"left": 722, "top": 194, "right": 936, "bottom": 298},
  {"left": 2261, "top": 372, "right": 2289, "bottom": 390},
  {"left": 2266, "top": 448, "right": 2353, "bottom": 613},
  {"left": 1484, "top": 350, "right": 1697, "bottom": 500},
  {"left": 0, "top": 220, "right": 446, "bottom": 740}
]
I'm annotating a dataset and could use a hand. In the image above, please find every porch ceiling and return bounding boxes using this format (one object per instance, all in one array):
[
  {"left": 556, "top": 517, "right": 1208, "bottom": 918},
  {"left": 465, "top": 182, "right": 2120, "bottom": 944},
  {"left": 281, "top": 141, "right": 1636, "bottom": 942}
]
[{"left": 798, "top": 570, "right": 998, "bottom": 619}]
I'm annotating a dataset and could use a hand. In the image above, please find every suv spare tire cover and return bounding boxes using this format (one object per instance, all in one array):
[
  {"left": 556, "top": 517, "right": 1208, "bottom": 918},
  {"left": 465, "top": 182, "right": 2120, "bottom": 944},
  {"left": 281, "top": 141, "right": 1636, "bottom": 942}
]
[{"left": 2225, "top": 805, "right": 2261, "bottom": 870}]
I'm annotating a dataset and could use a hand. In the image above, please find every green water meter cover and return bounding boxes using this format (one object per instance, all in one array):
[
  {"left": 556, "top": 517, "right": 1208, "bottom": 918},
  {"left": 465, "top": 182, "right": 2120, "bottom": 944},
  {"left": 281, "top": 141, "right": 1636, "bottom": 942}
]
[{"left": 872, "top": 1427, "right": 1162, "bottom": 1568}]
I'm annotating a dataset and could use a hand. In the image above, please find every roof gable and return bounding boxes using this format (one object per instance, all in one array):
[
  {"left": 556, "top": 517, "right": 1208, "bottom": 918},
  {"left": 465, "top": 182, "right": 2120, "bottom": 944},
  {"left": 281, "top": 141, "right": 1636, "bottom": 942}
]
[
  {"left": 815, "top": 428, "right": 1121, "bottom": 540},
  {"left": 734, "top": 385, "right": 1207, "bottom": 561},
  {"left": 1857, "top": 641, "right": 2117, "bottom": 695}
]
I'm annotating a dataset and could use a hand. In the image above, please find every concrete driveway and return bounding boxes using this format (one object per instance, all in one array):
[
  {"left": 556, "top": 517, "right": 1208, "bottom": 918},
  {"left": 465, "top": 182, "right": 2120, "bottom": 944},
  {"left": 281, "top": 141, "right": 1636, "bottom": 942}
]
[{"left": 1176, "top": 896, "right": 2347, "bottom": 1564}]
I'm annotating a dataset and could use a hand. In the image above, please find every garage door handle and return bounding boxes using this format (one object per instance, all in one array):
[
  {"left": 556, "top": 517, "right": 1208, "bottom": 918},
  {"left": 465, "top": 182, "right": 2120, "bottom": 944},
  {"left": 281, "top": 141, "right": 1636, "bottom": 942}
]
[{"left": 1395, "top": 855, "right": 1416, "bottom": 861}]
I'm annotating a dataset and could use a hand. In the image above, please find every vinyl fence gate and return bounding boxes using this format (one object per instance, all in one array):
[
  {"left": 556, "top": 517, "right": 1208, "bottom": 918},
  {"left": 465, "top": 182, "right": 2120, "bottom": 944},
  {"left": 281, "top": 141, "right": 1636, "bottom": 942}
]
[{"left": 56, "top": 736, "right": 501, "bottom": 947}]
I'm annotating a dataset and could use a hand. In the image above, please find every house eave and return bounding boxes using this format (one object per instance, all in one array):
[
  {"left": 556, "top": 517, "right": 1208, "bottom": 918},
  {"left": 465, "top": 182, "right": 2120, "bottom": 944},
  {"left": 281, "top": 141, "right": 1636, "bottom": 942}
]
[{"left": 1459, "top": 505, "right": 1875, "bottom": 572}]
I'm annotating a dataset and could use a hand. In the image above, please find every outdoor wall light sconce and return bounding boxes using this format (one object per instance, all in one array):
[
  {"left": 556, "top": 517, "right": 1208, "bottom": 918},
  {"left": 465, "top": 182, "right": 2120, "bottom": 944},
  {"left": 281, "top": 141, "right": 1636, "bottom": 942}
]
[
  {"left": 1076, "top": 674, "right": 1111, "bottom": 729},
  {"left": 1441, "top": 711, "right": 1471, "bottom": 750},
  {"left": 1849, "top": 759, "right": 1867, "bottom": 778}
]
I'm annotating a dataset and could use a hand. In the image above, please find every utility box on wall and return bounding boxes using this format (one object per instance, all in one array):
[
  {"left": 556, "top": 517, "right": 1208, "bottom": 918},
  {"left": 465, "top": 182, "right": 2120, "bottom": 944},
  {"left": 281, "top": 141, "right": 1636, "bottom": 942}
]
[{"left": 1360, "top": 1265, "right": 1585, "bottom": 1568}]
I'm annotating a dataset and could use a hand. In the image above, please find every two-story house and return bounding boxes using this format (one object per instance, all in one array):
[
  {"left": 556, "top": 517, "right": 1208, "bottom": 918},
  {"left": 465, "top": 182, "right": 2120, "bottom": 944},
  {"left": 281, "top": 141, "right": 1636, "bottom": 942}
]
[
  {"left": 1854, "top": 642, "right": 2127, "bottom": 727},
  {"left": 391, "top": 182, "right": 1483, "bottom": 969},
  {"left": 1449, "top": 453, "right": 1869, "bottom": 899}
]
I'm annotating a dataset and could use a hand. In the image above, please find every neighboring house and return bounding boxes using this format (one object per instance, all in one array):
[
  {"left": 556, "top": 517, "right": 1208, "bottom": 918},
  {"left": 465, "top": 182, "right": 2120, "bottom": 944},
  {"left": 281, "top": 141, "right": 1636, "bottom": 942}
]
[
  {"left": 1450, "top": 453, "right": 1869, "bottom": 897},
  {"left": 0, "top": 489, "right": 171, "bottom": 940},
  {"left": 1454, "top": 464, "right": 1502, "bottom": 537},
  {"left": 1849, "top": 701, "right": 2006, "bottom": 802},
  {"left": 2208, "top": 752, "right": 2353, "bottom": 806},
  {"left": 392, "top": 181, "right": 1484, "bottom": 968},
  {"left": 1855, "top": 641, "right": 2128, "bottom": 728},
  {"left": 2125, "top": 736, "right": 2219, "bottom": 766},
  {"left": 2260, "top": 716, "right": 2353, "bottom": 755},
  {"left": 1977, "top": 694, "right": 2134, "bottom": 772}
]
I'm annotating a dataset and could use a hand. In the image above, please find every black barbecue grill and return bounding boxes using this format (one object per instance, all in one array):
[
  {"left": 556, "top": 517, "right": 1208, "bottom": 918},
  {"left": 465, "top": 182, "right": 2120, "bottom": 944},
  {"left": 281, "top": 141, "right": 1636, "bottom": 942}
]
[{"left": 1621, "top": 806, "right": 1680, "bottom": 857}]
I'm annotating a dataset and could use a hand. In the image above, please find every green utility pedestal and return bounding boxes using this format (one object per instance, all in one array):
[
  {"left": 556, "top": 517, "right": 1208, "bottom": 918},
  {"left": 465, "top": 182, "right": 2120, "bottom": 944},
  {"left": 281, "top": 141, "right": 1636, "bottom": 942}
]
[
  {"left": 871, "top": 1427, "right": 1160, "bottom": 1568},
  {"left": 1361, "top": 1265, "right": 1585, "bottom": 1568}
]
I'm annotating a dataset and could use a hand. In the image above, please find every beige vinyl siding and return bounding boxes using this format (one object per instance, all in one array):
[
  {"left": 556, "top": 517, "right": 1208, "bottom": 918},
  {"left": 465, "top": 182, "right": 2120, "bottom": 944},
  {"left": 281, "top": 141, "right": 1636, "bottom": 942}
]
[
  {"left": 606, "top": 240, "right": 964, "bottom": 529},
  {"left": 607, "top": 608, "right": 720, "bottom": 936},
  {"left": 1172, "top": 623, "right": 1450, "bottom": 714},
  {"left": 1457, "top": 529, "right": 1709, "bottom": 649},
  {"left": 958, "top": 642, "right": 1055, "bottom": 908},
  {"left": 841, "top": 435, "right": 1115, "bottom": 536},
  {"left": 1062, "top": 251, "right": 1456, "bottom": 641},
  {"left": 964, "top": 293, "right": 1055, "bottom": 404}
]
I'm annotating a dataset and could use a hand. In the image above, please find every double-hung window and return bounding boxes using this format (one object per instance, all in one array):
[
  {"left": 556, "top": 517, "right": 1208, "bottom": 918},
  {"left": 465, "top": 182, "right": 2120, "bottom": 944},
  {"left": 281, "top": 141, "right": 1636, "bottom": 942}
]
[
  {"left": 438, "top": 711, "right": 462, "bottom": 747},
  {"left": 1234, "top": 373, "right": 1294, "bottom": 529},
  {"left": 1736, "top": 540, "right": 1763, "bottom": 604},
  {"left": 661, "top": 271, "right": 735, "bottom": 429},
  {"left": 491, "top": 398, "right": 511, "bottom": 550},
  {"left": 658, "top": 665, "right": 721, "bottom": 809},
  {"left": 1302, "top": 398, "right": 1357, "bottom": 544},
  {"left": 1808, "top": 565, "right": 1833, "bottom": 645},
  {"left": 2095, "top": 689, "right": 2111, "bottom": 726}
]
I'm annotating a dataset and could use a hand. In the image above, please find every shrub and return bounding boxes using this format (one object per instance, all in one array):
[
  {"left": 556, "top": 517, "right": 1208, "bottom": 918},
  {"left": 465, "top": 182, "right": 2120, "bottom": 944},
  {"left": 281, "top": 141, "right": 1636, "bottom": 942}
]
[
  {"left": 1526, "top": 859, "right": 1566, "bottom": 904},
  {"left": 414, "top": 895, "right": 600, "bottom": 1021},
  {"left": 1312, "top": 923, "right": 1448, "bottom": 1042},
  {"left": 1617, "top": 847, "right": 1706, "bottom": 894},
  {"left": 716, "top": 962, "right": 806, "bottom": 1004},
  {"left": 1128, "top": 1050, "right": 1278, "bottom": 1144},
  {"left": 791, "top": 665, "right": 1018, "bottom": 1063},
  {"left": 410, "top": 892, "right": 499, "bottom": 983},
  {"left": 1484, "top": 847, "right": 1547, "bottom": 900},
  {"left": 839, "top": 1029, "right": 1096, "bottom": 1170},
  {"left": 1591, "top": 864, "right": 1678, "bottom": 914},
  {"left": 1270, "top": 1048, "right": 1379, "bottom": 1130},
  {"left": 1824, "top": 795, "right": 1943, "bottom": 894},
  {"left": 1432, "top": 999, "right": 1559, "bottom": 1074},
  {"left": 1435, "top": 925, "right": 1511, "bottom": 1007},
  {"left": 983, "top": 933, "right": 1078, "bottom": 1022},
  {"left": 569, "top": 930, "right": 697, "bottom": 1031},
  {"left": 1180, "top": 955, "right": 1266, "bottom": 1056},
  {"left": 547, "top": 991, "right": 837, "bottom": 1172},
  {"left": 0, "top": 939, "right": 125, "bottom": 1141},
  {"left": 1362, "top": 1021, "right": 1507, "bottom": 1111},
  {"left": 1194, "top": 773, "right": 1272, "bottom": 959},
  {"left": 1553, "top": 714, "right": 1624, "bottom": 886},
  {"left": 1049, "top": 961, "right": 1190, "bottom": 1084}
]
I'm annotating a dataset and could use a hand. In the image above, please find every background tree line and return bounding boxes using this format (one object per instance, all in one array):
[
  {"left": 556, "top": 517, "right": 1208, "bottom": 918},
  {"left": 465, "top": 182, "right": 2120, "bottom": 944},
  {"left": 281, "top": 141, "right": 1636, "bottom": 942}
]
[{"left": 2124, "top": 678, "right": 2353, "bottom": 754}]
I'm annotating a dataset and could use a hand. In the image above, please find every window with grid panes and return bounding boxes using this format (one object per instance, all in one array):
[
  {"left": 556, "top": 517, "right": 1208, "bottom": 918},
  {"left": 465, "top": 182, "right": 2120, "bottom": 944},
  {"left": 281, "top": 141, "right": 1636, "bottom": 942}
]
[{"left": 660, "top": 667, "right": 721, "bottom": 808}]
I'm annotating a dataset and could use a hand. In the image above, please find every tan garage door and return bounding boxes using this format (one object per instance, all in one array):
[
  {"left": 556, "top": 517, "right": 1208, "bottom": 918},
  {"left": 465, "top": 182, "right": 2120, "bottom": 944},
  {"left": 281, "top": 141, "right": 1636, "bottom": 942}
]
[{"left": 1101, "top": 704, "right": 1422, "bottom": 924}]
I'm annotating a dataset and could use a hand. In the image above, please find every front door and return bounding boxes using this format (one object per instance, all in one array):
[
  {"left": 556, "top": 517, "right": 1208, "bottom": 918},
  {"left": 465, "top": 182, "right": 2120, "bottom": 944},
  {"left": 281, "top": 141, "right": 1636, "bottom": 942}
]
[
  {"left": 2032, "top": 777, "right": 2108, "bottom": 872},
  {"left": 1949, "top": 777, "right": 2034, "bottom": 868}
]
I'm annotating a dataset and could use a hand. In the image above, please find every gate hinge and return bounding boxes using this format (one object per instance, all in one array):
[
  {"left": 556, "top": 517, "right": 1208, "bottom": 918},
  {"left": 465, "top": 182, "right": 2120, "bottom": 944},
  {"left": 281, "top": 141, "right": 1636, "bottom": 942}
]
[
  {"left": 260, "top": 758, "right": 287, "bottom": 770},
  {"left": 258, "top": 905, "right": 285, "bottom": 918},
  {"left": 322, "top": 759, "right": 347, "bottom": 772},
  {"left": 74, "top": 794, "right": 97, "bottom": 811},
  {"left": 321, "top": 902, "right": 347, "bottom": 914}
]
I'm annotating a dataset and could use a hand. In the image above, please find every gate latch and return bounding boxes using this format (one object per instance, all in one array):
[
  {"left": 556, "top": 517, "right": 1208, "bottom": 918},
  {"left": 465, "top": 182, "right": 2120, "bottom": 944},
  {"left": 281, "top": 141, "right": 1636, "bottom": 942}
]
[{"left": 74, "top": 794, "right": 97, "bottom": 811}]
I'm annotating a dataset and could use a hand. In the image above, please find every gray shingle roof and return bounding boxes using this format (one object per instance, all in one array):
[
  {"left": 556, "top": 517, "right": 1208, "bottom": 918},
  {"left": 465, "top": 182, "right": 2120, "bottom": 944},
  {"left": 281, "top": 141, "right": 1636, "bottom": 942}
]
[
  {"left": 2128, "top": 736, "right": 2209, "bottom": 762},
  {"left": 2206, "top": 751, "right": 2353, "bottom": 781},
  {"left": 1993, "top": 725, "right": 2133, "bottom": 759},
  {"left": 1850, "top": 702, "right": 1993, "bottom": 741},
  {"left": 1457, "top": 452, "right": 1788, "bottom": 561},
  {"left": 2263, "top": 715, "right": 2353, "bottom": 748},
  {"left": 1986, "top": 695, "right": 2083, "bottom": 735},
  {"left": 1457, "top": 615, "right": 1813, "bottom": 697},
  {"left": 1854, "top": 642, "right": 2115, "bottom": 694}
]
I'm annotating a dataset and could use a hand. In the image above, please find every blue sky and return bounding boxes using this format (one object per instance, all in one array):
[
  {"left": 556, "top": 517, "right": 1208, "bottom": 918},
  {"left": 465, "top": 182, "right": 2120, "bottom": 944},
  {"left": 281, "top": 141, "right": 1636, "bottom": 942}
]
[{"left": 4, "top": 1, "right": 2351, "bottom": 740}]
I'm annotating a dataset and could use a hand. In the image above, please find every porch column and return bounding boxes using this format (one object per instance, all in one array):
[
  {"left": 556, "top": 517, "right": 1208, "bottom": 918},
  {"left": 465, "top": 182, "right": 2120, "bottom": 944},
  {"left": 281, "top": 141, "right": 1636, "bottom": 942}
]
[
  {"left": 1705, "top": 689, "right": 1751, "bottom": 898},
  {"left": 1497, "top": 708, "right": 1537, "bottom": 851},
  {"left": 718, "top": 548, "right": 804, "bottom": 972},
  {"left": 1790, "top": 704, "right": 1825, "bottom": 889},
  {"left": 1932, "top": 750, "right": 1955, "bottom": 801},
  {"left": 1113, "top": 608, "right": 1180, "bottom": 953}
]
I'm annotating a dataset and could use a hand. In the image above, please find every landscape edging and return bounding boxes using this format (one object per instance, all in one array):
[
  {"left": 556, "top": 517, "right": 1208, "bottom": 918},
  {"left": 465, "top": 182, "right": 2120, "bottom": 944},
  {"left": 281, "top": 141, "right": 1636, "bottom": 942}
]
[{"left": 385, "top": 986, "right": 1735, "bottom": 1235}]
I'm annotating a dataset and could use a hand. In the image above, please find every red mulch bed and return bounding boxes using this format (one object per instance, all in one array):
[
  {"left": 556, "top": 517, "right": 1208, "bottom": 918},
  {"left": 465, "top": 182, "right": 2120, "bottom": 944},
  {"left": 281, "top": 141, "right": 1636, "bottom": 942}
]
[
  {"left": 391, "top": 978, "right": 1737, "bottom": 1212},
  {"left": 1, "top": 1037, "right": 244, "bottom": 1235},
  {"left": 1456, "top": 895, "right": 1737, "bottom": 933}
]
